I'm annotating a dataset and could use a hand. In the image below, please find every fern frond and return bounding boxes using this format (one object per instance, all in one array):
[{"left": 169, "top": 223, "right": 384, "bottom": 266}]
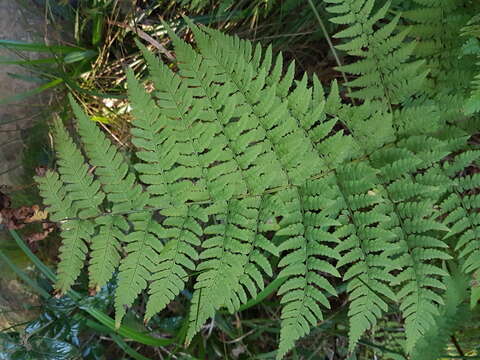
[
  {"left": 334, "top": 162, "right": 397, "bottom": 350},
  {"left": 369, "top": 140, "right": 452, "bottom": 351},
  {"left": 186, "top": 197, "right": 263, "bottom": 343},
  {"left": 47, "top": 119, "right": 104, "bottom": 293},
  {"left": 70, "top": 96, "right": 146, "bottom": 289},
  {"left": 410, "top": 269, "right": 470, "bottom": 360},
  {"left": 325, "top": 0, "right": 426, "bottom": 106},
  {"left": 462, "top": 14, "right": 480, "bottom": 114},
  {"left": 442, "top": 150, "right": 480, "bottom": 275},
  {"left": 185, "top": 20, "right": 324, "bottom": 185},
  {"left": 35, "top": 12, "right": 480, "bottom": 358},
  {"left": 404, "top": 0, "right": 477, "bottom": 94},
  {"left": 276, "top": 180, "right": 341, "bottom": 359}
]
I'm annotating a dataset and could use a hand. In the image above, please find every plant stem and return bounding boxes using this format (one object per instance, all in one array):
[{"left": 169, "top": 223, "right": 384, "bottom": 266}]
[
  {"left": 307, "top": 0, "right": 352, "bottom": 93},
  {"left": 451, "top": 335, "right": 465, "bottom": 356}
]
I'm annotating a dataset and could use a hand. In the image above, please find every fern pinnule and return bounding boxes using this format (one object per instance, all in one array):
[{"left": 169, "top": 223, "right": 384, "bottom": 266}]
[
  {"left": 114, "top": 212, "right": 163, "bottom": 327},
  {"left": 36, "top": 170, "right": 95, "bottom": 294},
  {"left": 145, "top": 204, "right": 205, "bottom": 322},
  {"left": 70, "top": 95, "right": 147, "bottom": 212},
  {"left": 232, "top": 194, "right": 280, "bottom": 303},
  {"left": 128, "top": 69, "right": 207, "bottom": 326},
  {"left": 36, "top": 170, "right": 72, "bottom": 223},
  {"left": 53, "top": 118, "right": 104, "bottom": 219}
]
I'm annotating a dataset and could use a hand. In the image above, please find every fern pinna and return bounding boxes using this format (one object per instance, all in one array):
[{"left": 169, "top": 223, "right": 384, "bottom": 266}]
[{"left": 36, "top": 0, "right": 479, "bottom": 358}]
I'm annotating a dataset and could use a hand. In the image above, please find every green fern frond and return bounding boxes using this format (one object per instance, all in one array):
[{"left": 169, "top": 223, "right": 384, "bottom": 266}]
[
  {"left": 369, "top": 140, "right": 452, "bottom": 351},
  {"left": 44, "top": 119, "right": 105, "bottom": 293},
  {"left": 34, "top": 9, "right": 480, "bottom": 358},
  {"left": 462, "top": 14, "right": 480, "bottom": 114},
  {"left": 185, "top": 20, "right": 323, "bottom": 185},
  {"left": 404, "top": 0, "right": 477, "bottom": 94},
  {"left": 334, "top": 162, "right": 397, "bottom": 350},
  {"left": 70, "top": 96, "right": 146, "bottom": 290},
  {"left": 410, "top": 269, "right": 470, "bottom": 360},
  {"left": 276, "top": 180, "right": 341, "bottom": 359},
  {"left": 325, "top": 0, "right": 427, "bottom": 106},
  {"left": 442, "top": 150, "right": 480, "bottom": 275}
]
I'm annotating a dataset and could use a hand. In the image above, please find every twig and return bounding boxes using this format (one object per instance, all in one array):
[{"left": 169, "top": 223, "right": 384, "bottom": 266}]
[
  {"left": 307, "top": 0, "right": 347, "bottom": 83},
  {"left": 99, "top": 122, "right": 126, "bottom": 148},
  {"left": 451, "top": 335, "right": 465, "bottom": 357},
  {"left": 307, "top": 0, "right": 355, "bottom": 103},
  {"left": 108, "top": 20, "right": 175, "bottom": 62}
]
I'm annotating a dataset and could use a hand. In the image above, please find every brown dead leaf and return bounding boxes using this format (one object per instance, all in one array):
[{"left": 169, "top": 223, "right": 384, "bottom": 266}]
[
  {"left": 24, "top": 205, "right": 48, "bottom": 223},
  {"left": 0, "top": 191, "right": 11, "bottom": 210},
  {"left": 25, "top": 222, "right": 55, "bottom": 243},
  {"left": 0, "top": 190, "right": 55, "bottom": 246},
  {"left": 34, "top": 166, "right": 47, "bottom": 177}
]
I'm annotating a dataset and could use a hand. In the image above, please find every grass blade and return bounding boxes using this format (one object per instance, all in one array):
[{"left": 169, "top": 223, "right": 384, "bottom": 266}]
[
  {"left": 8, "top": 229, "right": 174, "bottom": 347},
  {"left": 0, "top": 39, "right": 82, "bottom": 53},
  {"left": 0, "top": 57, "right": 57, "bottom": 65},
  {"left": 0, "top": 78, "right": 63, "bottom": 105},
  {"left": 0, "top": 248, "right": 50, "bottom": 299},
  {"left": 238, "top": 277, "right": 286, "bottom": 312}
]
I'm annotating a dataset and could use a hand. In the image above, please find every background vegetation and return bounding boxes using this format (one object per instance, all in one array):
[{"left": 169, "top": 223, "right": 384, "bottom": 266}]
[{"left": 0, "top": 0, "right": 479, "bottom": 359}]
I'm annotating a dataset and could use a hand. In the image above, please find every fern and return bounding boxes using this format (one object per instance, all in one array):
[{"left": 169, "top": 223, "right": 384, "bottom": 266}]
[
  {"left": 442, "top": 150, "right": 480, "bottom": 275},
  {"left": 325, "top": 0, "right": 427, "bottom": 106},
  {"left": 70, "top": 96, "right": 143, "bottom": 290},
  {"left": 35, "top": 1, "right": 480, "bottom": 358},
  {"left": 404, "top": 0, "right": 477, "bottom": 91},
  {"left": 461, "top": 14, "right": 480, "bottom": 114},
  {"left": 36, "top": 118, "right": 105, "bottom": 293},
  {"left": 410, "top": 269, "right": 471, "bottom": 360}
]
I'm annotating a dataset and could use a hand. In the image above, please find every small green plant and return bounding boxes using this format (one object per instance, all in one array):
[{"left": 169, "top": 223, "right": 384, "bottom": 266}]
[{"left": 36, "top": 0, "right": 479, "bottom": 358}]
